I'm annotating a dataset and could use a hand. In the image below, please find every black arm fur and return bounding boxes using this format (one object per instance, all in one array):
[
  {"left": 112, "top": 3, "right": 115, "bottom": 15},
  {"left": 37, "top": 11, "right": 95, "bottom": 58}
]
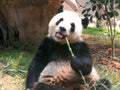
[
  {"left": 34, "top": 83, "right": 67, "bottom": 90},
  {"left": 55, "top": 4, "right": 64, "bottom": 14},
  {"left": 70, "top": 42, "right": 93, "bottom": 76},
  {"left": 26, "top": 37, "right": 52, "bottom": 89}
]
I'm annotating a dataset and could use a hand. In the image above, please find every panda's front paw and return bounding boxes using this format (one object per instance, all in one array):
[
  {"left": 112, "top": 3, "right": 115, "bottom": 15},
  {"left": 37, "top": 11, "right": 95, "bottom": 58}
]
[
  {"left": 71, "top": 57, "right": 93, "bottom": 76},
  {"left": 70, "top": 58, "right": 81, "bottom": 74}
]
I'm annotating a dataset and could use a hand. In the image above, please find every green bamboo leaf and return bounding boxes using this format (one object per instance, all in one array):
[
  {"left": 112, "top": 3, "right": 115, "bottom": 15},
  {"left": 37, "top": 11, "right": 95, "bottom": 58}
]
[
  {"left": 87, "top": 8, "right": 91, "bottom": 13},
  {"left": 102, "top": 14, "right": 107, "bottom": 20},
  {"left": 114, "top": 11, "right": 119, "bottom": 16},
  {"left": 90, "top": 16, "right": 93, "bottom": 21},
  {"left": 90, "top": 0, "right": 96, "bottom": 4},
  {"left": 84, "top": 14, "right": 91, "bottom": 17},
  {"left": 82, "top": 9, "right": 87, "bottom": 14},
  {"left": 92, "top": 5, "right": 96, "bottom": 11},
  {"left": 118, "top": 2, "right": 120, "bottom": 10},
  {"left": 106, "top": 0, "right": 110, "bottom": 4},
  {"left": 108, "top": 12, "right": 114, "bottom": 18},
  {"left": 95, "top": 11, "right": 99, "bottom": 18}
]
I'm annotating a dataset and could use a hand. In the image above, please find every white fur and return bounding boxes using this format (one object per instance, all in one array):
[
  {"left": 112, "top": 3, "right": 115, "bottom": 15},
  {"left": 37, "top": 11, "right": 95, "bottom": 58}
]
[
  {"left": 85, "top": 67, "right": 100, "bottom": 83},
  {"left": 39, "top": 60, "right": 77, "bottom": 85},
  {"left": 48, "top": 11, "right": 83, "bottom": 43},
  {"left": 39, "top": 60, "right": 99, "bottom": 86}
]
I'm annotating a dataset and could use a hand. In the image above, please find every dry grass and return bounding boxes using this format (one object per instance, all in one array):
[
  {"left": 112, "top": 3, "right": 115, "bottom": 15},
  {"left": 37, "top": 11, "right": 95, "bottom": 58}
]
[
  {"left": 0, "top": 73, "right": 24, "bottom": 90},
  {"left": 0, "top": 48, "right": 31, "bottom": 90}
]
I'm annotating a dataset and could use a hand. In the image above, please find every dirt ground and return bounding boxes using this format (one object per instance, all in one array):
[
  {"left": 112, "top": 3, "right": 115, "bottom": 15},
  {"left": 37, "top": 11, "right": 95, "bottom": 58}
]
[{"left": 83, "top": 34, "right": 120, "bottom": 75}]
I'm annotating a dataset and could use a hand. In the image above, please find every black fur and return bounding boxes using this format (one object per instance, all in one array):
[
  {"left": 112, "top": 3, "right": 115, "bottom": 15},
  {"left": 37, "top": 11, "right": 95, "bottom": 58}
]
[
  {"left": 59, "top": 27, "right": 66, "bottom": 32},
  {"left": 82, "top": 17, "right": 89, "bottom": 28},
  {"left": 26, "top": 37, "right": 93, "bottom": 89},
  {"left": 94, "top": 79, "right": 112, "bottom": 90},
  {"left": 33, "top": 83, "right": 67, "bottom": 90},
  {"left": 56, "top": 18, "right": 64, "bottom": 25},
  {"left": 55, "top": 4, "right": 64, "bottom": 14},
  {"left": 70, "top": 23, "right": 75, "bottom": 32}
]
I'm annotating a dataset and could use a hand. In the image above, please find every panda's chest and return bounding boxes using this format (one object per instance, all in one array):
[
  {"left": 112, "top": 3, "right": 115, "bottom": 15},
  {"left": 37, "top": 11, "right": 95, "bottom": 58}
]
[
  {"left": 49, "top": 44, "right": 73, "bottom": 60},
  {"left": 39, "top": 60, "right": 79, "bottom": 85}
]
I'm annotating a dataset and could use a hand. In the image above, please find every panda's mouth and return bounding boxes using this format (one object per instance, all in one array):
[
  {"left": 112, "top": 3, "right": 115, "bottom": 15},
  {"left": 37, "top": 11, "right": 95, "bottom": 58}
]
[{"left": 55, "top": 32, "right": 66, "bottom": 39}]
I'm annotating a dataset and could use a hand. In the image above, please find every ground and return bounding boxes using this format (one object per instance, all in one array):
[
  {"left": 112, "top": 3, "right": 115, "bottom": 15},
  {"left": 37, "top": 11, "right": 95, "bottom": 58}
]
[
  {"left": 0, "top": 34, "right": 120, "bottom": 90},
  {"left": 83, "top": 34, "right": 120, "bottom": 76},
  {"left": 0, "top": 73, "right": 24, "bottom": 90}
]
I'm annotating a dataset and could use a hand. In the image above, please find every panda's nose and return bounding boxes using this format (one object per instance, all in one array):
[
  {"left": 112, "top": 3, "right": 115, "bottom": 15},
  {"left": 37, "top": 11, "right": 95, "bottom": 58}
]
[{"left": 59, "top": 27, "right": 66, "bottom": 32}]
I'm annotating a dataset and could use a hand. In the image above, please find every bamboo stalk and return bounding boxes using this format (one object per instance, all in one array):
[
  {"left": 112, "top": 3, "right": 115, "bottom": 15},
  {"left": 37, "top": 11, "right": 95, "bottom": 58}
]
[
  {"left": 65, "top": 37, "right": 90, "bottom": 90},
  {"left": 65, "top": 37, "right": 75, "bottom": 58}
]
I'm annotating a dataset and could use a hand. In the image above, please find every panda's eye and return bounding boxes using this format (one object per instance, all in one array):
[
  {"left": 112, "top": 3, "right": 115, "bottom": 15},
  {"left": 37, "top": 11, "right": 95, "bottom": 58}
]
[
  {"left": 56, "top": 18, "right": 63, "bottom": 25},
  {"left": 70, "top": 23, "right": 75, "bottom": 32}
]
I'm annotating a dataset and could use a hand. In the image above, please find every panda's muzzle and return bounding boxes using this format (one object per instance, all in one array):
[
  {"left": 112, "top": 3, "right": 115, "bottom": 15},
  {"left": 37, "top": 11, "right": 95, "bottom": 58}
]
[
  {"left": 55, "top": 27, "right": 67, "bottom": 39},
  {"left": 55, "top": 32, "right": 66, "bottom": 39}
]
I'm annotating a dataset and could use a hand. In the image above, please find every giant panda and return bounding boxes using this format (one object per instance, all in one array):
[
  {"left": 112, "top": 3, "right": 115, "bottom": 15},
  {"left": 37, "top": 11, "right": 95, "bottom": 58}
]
[{"left": 26, "top": 8, "right": 111, "bottom": 90}]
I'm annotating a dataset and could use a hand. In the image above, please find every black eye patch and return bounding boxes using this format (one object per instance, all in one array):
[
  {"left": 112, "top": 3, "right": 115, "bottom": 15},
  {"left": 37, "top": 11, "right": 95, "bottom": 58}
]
[
  {"left": 59, "top": 27, "right": 66, "bottom": 32},
  {"left": 56, "top": 18, "right": 63, "bottom": 25},
  {"left": 70, "top": 23, "right": 75, "bottom": 32}
]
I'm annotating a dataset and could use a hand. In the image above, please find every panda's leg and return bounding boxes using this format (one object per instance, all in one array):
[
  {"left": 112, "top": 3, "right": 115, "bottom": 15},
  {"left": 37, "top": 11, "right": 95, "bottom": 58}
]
[
  {"left": 85, "top": 67, "right": 111, "bottom": 90},
  {"left": 92, "top": 78, "right": 112, "bottom": 90},
  {"left": 33, "top": 82, "right": 67, "bottom": 90},
  {"left": 84, "top": 67, "right": 100, "bottom": 90}
]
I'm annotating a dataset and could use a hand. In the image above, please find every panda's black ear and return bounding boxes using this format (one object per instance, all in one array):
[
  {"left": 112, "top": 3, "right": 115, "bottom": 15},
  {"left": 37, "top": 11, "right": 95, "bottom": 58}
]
[
  {"left": 82, "top": 17, "right": 89, "bottom": 29},
  {"left": 55, "top": 4, "right": 64, "bottom": 14}
]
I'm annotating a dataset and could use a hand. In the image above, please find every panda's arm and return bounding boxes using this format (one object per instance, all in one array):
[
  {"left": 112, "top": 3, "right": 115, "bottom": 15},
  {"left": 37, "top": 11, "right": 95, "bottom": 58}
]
[
  {"left": 26, "top": 37, "right": 51, "bottom": 89},
  {"left": 71, "top": 42, "right": 93, "bottom": 76}
]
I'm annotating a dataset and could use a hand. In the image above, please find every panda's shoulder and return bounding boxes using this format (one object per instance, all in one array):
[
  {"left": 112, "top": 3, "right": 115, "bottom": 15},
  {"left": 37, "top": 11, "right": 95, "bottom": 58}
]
[
  {"left": 36, "top": 36, "right": 55, "bottom": 50},
  {"left": 79, "top": 41, "right": 89, "bottom": 48},
  {"left": 71, "top": 41, "right": 90, "bottom": 51},
  {"left": 72, "top": 41, "right": 89, "bottom": 47},
  {"left": 38, "top": 36, "right": 54, "bottom": 45}
]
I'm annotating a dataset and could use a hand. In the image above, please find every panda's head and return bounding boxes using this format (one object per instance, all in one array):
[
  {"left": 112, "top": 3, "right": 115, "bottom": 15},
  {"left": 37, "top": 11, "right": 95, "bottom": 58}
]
[{"left": 48, "top": 11, "right": 84, "bottom": 44}]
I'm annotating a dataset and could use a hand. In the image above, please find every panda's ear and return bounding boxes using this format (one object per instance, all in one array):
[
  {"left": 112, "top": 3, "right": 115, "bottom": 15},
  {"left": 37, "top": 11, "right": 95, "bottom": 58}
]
[
  {"left": 55, "top": 4, "right": 64, "bottom": 14},
  {"left": 82, "top": 17, "right": 89, "bottom": 29}
]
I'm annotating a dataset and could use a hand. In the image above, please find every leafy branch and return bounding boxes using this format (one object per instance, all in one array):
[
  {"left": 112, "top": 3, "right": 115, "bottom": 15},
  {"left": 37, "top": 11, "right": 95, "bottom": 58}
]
[{"left": 82, "top": 0, "right": 120, "bottom": 60}]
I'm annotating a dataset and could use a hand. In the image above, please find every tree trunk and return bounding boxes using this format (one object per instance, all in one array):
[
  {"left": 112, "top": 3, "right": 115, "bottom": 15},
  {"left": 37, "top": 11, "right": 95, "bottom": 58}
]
[{"left": 0, "top": 0, "right": 62, "bottom": 49}]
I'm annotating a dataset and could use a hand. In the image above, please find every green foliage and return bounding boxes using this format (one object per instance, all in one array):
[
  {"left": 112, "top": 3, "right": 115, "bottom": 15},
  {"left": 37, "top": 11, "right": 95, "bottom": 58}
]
[
  {"left": 82, "top": 0, "right": 120, "bottom": 20},
  {"left": 84, "top": 27, "right": 105, "bottom": 35},
  {"left": 0, "top": 48, "right": 32, "bottom": 77},
  {"left": 83, "top": 27, "right": 113, "bottom": 36},
  {"left": 84, "top": 27, "right": 120, "bottom": 46}
]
